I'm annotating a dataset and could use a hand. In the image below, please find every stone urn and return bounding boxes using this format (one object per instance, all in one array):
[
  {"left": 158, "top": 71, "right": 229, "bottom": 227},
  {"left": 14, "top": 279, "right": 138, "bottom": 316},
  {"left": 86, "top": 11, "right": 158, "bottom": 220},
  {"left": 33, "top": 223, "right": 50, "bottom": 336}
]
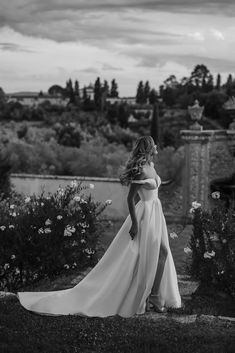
[{"left": 188, "top": 100, "right": 204, "bottom": 131}]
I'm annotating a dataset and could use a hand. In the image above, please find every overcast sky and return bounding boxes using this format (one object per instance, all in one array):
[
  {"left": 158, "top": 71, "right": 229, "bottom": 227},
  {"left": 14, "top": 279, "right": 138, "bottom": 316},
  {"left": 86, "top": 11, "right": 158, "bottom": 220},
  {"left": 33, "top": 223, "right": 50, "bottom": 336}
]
[{"left": 0, "top": 0, "right": 235, "bottom": 96}]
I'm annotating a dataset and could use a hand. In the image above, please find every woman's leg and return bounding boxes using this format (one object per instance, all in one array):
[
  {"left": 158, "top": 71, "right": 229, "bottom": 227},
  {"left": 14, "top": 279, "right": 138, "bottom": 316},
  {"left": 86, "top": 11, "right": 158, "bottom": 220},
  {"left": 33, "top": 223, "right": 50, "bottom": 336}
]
[{"left": 150, "top": 243, "right": 168, "bottom": 305}]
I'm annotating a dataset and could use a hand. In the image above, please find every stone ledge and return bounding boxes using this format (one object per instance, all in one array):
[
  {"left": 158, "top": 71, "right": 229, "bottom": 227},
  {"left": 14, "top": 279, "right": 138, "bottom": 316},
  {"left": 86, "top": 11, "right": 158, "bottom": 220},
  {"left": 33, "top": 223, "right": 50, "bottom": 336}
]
[{"left": 11, "top": 173, "right": 120, "bottom": 183}]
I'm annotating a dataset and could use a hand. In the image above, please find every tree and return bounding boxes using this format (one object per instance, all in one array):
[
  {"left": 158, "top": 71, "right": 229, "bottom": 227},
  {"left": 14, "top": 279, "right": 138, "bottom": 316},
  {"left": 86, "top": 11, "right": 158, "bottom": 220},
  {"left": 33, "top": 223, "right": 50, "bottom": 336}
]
[
  {"left": 226, "top": 74, "right": 233, "bottom": 96},
  {"left": 118, "top": 103, "right": 130, "bottom": 128},
  {"left": 110, "top": 79, "right": 119, "bottom": 98},
  {"left": 216, "top": 74, "right": 221, "bottom": 90},
  {"left": 94, "top": 77, "right": 102, "bottom": 110},
  {"left": 144, "top": 81, "right": 150, "bottom": 103},
  {"left": 103, "top": 80, "right": 109, "bottom": 96},
  {"left": 164, "top": 75, "right": 178, "bottom": 89},
  {"left": 65, "top": 78, "right": 75, "bottom": 103},
  {"left": 189, "top": 64, "right": 212, "bottom": 89},
  {"left": 149, "top": 89, "right": 158, "bottom": 104},
  {"left": 150, "top": 103, "right": 160, "bottom": 147},
  {"left": 205, "top": 74, "right": 214, "bottom": 92},
  {"left": 136, "top": 81, "right": 145, "bottom": 104},
  {"left": 48, "top": 85, "right": 65, "bottom": 96},
  {"left": 74, "top": 80, "right": 80, "bottom": 106},
  {"left": 0, "top": 147, "right": 12, "bottom": 199},
  {"left": 83, "top": 87, "right": 87, "bottom": 100},
  {"left": 74, "top": 80, "right": 80, "bottom": 97}
]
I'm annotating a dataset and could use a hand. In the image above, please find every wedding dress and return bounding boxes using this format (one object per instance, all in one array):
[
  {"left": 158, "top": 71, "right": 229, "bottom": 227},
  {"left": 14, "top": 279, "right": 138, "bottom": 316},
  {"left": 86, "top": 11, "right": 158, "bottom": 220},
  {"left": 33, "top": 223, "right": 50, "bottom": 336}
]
[{"left": 17, "top": 176, "right": 181, "bottom": 317}]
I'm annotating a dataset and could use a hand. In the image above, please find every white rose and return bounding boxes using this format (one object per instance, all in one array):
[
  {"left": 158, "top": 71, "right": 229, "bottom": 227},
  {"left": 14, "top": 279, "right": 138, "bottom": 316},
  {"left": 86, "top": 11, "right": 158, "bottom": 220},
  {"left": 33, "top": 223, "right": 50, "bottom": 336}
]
[
  {"left": 70, "top": 180, "right": 78, "bottom": 188},
  {"left": 64, "top": 228, "right": 72, "bottom": 237},
  {"left": 9, "top": 225, "right": 15, "bottom": 229},
  {"left": 73, "top": 195, "right": 81, "bottom": 202},
  {"left": 203, "top": 250, "right": 215, "bottom": 259},
  {"left": 25, "top": 197, "right": 31, "bottom": 203},
  {"left": 184, "top": 247, "right": 192, "bottom": 254},
  {"left": 10, "top": 204, "right": 15, "bottom": 209},
  {"left": 4, "top": 263, "right": 10, "bottom": 270},
  {"left": 12, "top": 212, "right": 17, "bottom": 217},
  {"left": 44, "top": 228, "right": 51, "bottom": 234},
  {"left": 57, "top": 215, "right": 63, "bottom": 220},
  {"left": 80, "top": 199, "right": 87, "bottom": 204},
  {"left": 11, "top": 254, "right": 16, "bottom": 260},
  {"left": 89, "top": 183, "right": 94, "bottom": 189},
  {"left": 66, "top": 225, "right": 76, "bottom": 233},
  {"left": 192, "top": 201, "right": 201, "bottom": 209},
  {"left": 105, "top": 199, "right": 112, "bottom": 205},
  {"left": 211, "top": 191, "right": 220, "bottom": 199},
  {"left": 45, "top": 219, "right": 52, "bottom": 226},
  {"left": 0, "top": 225, "right": 6, "bottom": 231},
  {"left": 170, "top": 232, "right": 178, "bottom": 239}
]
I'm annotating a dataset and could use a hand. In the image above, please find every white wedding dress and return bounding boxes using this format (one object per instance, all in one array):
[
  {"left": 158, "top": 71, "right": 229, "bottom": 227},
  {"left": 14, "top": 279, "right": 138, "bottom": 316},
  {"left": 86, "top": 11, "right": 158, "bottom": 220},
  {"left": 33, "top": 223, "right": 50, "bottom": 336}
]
[{"left": 17, "top": 176, "right": 181, "bottom": 317}]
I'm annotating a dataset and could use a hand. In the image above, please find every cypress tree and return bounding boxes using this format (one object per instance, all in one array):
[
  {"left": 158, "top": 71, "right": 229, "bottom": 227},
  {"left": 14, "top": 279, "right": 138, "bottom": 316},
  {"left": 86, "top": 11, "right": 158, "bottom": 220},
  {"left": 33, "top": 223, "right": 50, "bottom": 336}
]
[
  {"left": 136, "top": 81, "right": 145, "bottom": 104},
  {"left": 216, "top": 73, "right": 221, "bottom": 90},
  {"left": 110, "top": 79, "right": 119, "bottom": 98},
  {"left": 0, "top": 149, "right": 12, "bottom": 200},
  {"left": 144, "top": 81, "right": 150, "bottom": 104},
  {"left": 150, "top": 103, "right": 160, "bottom": 146},
  {"left": 94, "top": 77, "right": 102, "bottom": 109}
]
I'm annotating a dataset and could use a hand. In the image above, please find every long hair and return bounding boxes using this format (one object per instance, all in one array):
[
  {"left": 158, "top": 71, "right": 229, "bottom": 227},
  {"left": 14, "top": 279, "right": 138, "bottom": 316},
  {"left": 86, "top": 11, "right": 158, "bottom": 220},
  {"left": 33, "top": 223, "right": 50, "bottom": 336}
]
[{"left": 119, "top": 136, "right": 156, "bottom": 186}]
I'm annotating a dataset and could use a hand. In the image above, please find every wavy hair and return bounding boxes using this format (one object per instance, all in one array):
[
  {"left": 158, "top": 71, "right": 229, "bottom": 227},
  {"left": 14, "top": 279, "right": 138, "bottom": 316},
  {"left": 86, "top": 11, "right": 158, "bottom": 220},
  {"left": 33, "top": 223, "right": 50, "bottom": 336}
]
[{"left": 119, "top": 136, "right": 156, "bottom": 186}]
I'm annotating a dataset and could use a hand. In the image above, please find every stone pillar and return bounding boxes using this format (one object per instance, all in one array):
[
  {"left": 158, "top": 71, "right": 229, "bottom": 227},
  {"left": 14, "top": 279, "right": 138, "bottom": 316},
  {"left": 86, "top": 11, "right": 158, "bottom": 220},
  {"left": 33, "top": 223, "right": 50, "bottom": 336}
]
[{"left": 180, "top": 130, "right": 235, "bottom": 217}]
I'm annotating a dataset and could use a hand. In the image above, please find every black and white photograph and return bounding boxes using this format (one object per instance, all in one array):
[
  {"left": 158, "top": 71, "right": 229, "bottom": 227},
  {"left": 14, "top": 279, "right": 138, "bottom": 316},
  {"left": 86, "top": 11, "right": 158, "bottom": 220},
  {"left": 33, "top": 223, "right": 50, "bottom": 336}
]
[{"left": 0, "top": 1, "right": 234, "bottom": 352}]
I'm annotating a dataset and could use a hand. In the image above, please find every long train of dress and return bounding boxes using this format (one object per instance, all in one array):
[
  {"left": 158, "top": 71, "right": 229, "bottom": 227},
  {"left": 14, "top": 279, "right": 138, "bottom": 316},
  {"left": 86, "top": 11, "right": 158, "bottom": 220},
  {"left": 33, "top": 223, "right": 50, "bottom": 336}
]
[{"left": 17, "top": 176, "right": 181, "bottom": 317}]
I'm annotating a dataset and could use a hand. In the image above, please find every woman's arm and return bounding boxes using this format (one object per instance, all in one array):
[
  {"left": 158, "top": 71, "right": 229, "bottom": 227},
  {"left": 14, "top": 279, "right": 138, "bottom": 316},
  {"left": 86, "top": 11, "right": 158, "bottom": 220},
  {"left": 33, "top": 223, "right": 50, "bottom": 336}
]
[{"left": 127, "top": 182, "right": 141, "bottom": 239}]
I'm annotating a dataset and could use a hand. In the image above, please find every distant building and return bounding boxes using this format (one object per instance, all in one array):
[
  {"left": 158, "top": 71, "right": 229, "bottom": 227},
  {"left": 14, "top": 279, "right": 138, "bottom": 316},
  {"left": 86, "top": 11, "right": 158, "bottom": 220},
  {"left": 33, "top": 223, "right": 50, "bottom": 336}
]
[
  {"left": 6, "top": 91, "right": 69, "bottom": 107},
  {"left": 106, "top": 97, "right": 136, "bottom": 105},
  {"left": 79, "top": 84, "right": 95, "bottom": 101}
]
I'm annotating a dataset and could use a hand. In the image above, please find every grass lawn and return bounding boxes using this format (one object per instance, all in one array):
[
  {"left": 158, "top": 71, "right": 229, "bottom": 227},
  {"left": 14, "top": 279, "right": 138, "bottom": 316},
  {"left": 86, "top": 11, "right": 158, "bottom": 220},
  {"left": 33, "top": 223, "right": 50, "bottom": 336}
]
[
  {"left": 0, "top": 296, "right": 234, "bottom": 353},
  {"left": 1, "top": 220, "right": 234, "bottom": 352}
]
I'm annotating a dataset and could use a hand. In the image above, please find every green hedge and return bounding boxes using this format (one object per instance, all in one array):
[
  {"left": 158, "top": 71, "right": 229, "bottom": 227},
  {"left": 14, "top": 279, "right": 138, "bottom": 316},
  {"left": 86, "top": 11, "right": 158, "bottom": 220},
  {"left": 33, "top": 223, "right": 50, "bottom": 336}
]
[{"left": 185, "top": 193, "right": 235, "bottom": 298}]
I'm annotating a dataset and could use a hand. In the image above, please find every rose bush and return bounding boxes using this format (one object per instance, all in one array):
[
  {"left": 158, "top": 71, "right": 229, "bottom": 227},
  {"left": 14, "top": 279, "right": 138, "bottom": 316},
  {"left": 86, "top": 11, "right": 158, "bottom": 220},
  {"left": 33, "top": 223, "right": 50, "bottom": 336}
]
[
  {"left": 185, "top": 193, "right": 235, "bottom": 298},
  {"left": 0, "top": 181, "right": 108, "bottom": 291}
]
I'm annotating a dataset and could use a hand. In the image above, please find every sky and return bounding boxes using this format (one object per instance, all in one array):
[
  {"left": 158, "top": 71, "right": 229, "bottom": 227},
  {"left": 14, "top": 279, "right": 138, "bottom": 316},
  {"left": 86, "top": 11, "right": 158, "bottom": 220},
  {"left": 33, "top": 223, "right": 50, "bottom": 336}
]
[{"left": 0, "top": 0, "right": 235, "bottom": 96}]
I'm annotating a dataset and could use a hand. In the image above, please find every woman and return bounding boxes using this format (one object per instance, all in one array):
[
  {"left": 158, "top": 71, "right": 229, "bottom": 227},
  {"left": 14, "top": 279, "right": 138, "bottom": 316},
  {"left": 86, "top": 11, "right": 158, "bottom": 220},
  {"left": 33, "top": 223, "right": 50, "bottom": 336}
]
[{"left": 17, "top": 136, "right": 181, "bottom": 317}]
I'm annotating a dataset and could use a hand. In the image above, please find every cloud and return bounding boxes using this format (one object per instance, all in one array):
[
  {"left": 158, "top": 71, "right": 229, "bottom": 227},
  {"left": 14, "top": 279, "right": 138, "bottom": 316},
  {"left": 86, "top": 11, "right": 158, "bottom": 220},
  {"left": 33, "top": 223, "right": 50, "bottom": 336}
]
[
  {"left": 210, "top": 28, "right": 225, "bottom": 40},
  {"left": 187, "top": 32, "right": 205, "bottom": 41},
  {"left": 0, "top": 1, "right": 235, "bottom": 44},
  {"left": 135, "top": 51, "right": 235, "bottom": 73},
  {"left": 0, "top": 42, "right": 34, "bottom": 52},
  {"left": 0, "top": 1, "right": 235, "bottom": 95},
  {"left": 101, "top": 63, "right": 123, "bottom": 71}
]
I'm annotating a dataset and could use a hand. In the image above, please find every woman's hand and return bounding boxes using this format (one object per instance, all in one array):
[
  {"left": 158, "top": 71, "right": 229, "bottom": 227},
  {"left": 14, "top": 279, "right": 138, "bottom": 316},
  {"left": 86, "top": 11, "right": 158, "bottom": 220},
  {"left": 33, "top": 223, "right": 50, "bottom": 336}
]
[{"left": 129, "top": 222, "right": 138, "bottom": 240}]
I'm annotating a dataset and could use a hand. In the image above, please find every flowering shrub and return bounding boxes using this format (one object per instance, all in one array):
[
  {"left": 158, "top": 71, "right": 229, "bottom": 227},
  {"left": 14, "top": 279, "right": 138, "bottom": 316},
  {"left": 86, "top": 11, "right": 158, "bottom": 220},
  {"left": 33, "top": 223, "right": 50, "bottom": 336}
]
[
  {"left": 0, "top": 181, "right": 109, "bottom": 291},
  {"left": 185, "top": 193, "right": 235, "bottom": 298}
]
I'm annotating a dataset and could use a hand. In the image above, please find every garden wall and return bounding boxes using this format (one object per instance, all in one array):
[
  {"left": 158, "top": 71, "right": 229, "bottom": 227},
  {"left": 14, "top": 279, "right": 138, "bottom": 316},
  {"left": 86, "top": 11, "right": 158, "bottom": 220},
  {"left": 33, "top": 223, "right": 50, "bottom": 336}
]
[{"left": 10, "top": 174, "right": 183, "bottom": 222}]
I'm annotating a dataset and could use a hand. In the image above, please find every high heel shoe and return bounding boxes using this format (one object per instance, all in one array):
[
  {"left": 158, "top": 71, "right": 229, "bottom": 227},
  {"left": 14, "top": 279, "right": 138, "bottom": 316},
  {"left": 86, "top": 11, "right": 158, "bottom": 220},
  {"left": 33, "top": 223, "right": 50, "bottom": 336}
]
[{"left": 148, "top": 295, "right": 167, "bottom": 313}]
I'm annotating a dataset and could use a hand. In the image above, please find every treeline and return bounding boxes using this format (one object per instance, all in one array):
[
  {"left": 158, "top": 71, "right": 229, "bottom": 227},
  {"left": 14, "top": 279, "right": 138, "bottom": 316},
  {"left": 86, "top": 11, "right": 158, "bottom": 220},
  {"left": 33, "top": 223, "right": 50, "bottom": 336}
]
[
  {"left": 48, "top": 77, "right": 119, "bottom": 111},
  {"left": 159, "top": 64, "right": 235, "bottom": 107}
]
